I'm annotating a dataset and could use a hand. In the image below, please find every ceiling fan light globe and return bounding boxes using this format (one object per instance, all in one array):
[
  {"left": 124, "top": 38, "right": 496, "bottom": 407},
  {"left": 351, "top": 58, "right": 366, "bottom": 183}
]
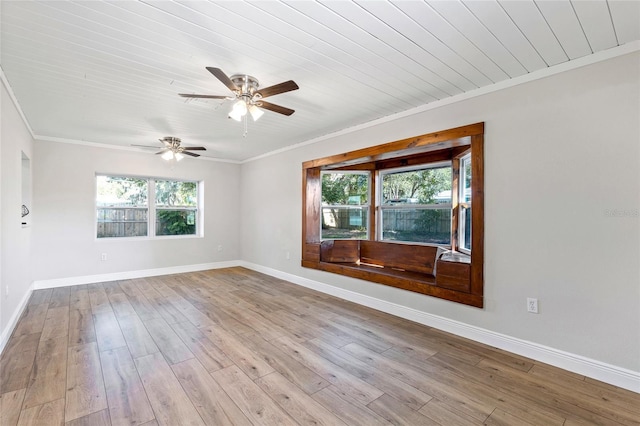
[
  {"left": 229, "top": 100, "right": 248, "bottom": 121},
  {"left": 175, "top": 153, "right": 185, "bottom": 161},
  {"left": 233, "top": 99, "right": 247, "bottom": 115},
  {"left": 162, "top": 150, "right": 174, "bottom": 161},
  {"left": 228, "top": 109, "right": 243, "bottom": 122},
  {"left": 249, "top": 104, "right": 264, "bottom": 121}
]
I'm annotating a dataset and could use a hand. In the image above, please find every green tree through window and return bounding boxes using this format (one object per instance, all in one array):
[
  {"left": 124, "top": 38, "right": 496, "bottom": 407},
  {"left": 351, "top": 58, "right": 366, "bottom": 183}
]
[
  {"left": 155, "top": 180, "right": 197, "bottom": 236},
  {"left": 321, "top": 172, "right": 369, "bottom": 240}
]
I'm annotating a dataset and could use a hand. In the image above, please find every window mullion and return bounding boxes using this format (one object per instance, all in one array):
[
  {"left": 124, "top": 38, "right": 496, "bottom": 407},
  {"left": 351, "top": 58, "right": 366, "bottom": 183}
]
[
  {"left": 457, "top": 153, "right": 472, "bottom": 254},
  {"left": 369, "top": 170, "right": 377, "bottom": 241},
  {"left": 148, "top": 179, "right": 156, "bottom": 237},
  {"left": 452, "top": 157, "right": 460, "bottom": 251}
]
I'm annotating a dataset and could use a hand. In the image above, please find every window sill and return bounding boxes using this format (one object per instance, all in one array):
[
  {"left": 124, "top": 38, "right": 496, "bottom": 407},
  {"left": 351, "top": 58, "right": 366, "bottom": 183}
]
[
  {"left": 305, "top": 259, "right": 482, "bottom": 307},
  {"left": 96, "top": 234, "right": 203, "bottom": 242},
  {"left": 303, "top": 239, "right": 482, "bottom": 308}
]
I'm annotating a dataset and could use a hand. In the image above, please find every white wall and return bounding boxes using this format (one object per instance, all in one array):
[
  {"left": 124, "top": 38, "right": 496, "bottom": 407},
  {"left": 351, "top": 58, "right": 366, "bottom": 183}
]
[
  {"left": 240, "top": 52, "right": 640, "bottom": 373},
  {"left": 1, "top": 77, "right": 35, "bottom": 343},
  {"left": 32, "top": 142, "right": 241, "bottom": 281}
]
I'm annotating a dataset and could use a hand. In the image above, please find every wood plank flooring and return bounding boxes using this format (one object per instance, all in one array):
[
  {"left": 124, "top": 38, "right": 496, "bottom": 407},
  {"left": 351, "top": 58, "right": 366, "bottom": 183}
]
[{"left": 1, "top": 267, "right": 638, "bottom": 425}]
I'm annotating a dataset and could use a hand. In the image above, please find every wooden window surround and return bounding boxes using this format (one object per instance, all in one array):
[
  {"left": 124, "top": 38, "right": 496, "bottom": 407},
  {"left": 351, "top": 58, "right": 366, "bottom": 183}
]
[{"left": 302, "top": 123, "right": 484, "bottom": 308}]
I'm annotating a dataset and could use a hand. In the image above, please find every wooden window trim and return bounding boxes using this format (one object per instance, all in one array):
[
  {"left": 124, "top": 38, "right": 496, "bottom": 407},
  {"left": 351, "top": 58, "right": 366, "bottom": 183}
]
[{"left": 302, "top": 123, "right": 484, "bottom": 308}]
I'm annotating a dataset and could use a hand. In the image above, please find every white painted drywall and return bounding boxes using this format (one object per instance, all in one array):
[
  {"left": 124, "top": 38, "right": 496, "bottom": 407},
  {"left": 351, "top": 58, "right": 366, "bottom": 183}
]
[
  {"left": 31, "top": 142, "right": 241, "bottom": 281},
  {"left": 1, "top": 78, "right": 35, "bottom": 336},
  {"left": 240, "top": 52, "right": 640, "bottom": 372}
]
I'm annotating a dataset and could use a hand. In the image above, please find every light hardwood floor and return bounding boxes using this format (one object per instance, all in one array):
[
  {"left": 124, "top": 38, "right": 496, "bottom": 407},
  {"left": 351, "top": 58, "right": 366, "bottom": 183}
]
[{"left": 1, "top": 267, "right": 638, "bottom": 425}]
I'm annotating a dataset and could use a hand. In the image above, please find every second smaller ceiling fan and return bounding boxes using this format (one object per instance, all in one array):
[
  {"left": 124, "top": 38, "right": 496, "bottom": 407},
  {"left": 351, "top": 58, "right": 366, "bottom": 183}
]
[{"left": 132, "top": 137, "right": 206, "bottom": 161}]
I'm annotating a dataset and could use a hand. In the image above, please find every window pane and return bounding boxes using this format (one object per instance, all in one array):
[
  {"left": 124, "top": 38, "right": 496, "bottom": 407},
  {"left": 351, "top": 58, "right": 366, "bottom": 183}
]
[
  {"left": 459, "top": 155, "right": 472, "bottom": 251},
  {"left": 155, "top": 180, "right": 197, "bottom": 207},
  {"left": 97, "top": 176, "right": 147, "bottom": 207},
  {"left": 156, "top": 209, "right": 197, "bottom": 236},
  {"left": 461, "top": 206, "right": 472, "bottom": 251},
  {"left": 97, "top": 176, "right": 148, "bottom": 238},
  {"left": 321, "top": 173, "right": 368, "bottom": 205},
  {"left": 321, "top": 207, "right": 368, "bottom": 240},
  {"left": 382, "top": 166, "right": 451, "bottom": 205},
  {"left": 462, "top": 156, "right": 472, "bottom": 203},
  {"left": 97, "top": 208, "right": 148, "bottom": 238},
  {"left": 381, "top": 208, "right": 451, "bottom": 245}
]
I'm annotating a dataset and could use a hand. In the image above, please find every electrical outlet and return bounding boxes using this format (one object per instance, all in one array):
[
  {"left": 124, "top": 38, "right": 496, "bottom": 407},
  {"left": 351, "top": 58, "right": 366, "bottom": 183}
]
[
  {"left": 286, "top": 251, "right": 290, "bottom": 260},
  {"left": 101, "top": 253, "right": 108, "bottom": 261},
  {"left": 527, "top": 298, "right": 539, "bottom": 314},
  {"left": 217, "top": 245, "right": 223, "bottom": 252}
]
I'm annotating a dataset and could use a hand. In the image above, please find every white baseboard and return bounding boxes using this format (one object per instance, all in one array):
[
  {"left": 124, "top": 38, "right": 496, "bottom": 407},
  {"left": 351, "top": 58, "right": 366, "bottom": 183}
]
[
  {"left": 0, "top": 282, "right": 34, "bottom": 356},
  {"left": 240, "top": 261, "right": 640, "bottom": 394},
  {"left": 32, "top": 261, "right": 241, "bottom": 289}
]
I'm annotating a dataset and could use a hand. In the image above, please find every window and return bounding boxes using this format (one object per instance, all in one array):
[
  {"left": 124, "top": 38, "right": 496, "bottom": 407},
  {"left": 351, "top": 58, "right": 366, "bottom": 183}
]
[
  {"left": 321, "top": 171, "right": 370, "bottom": 240},
  {"left": 96, "top": 175, "right": 200, "bottom": 238},
  {"left": 379, "top": 163, "right": 452, "bottom": 245}
]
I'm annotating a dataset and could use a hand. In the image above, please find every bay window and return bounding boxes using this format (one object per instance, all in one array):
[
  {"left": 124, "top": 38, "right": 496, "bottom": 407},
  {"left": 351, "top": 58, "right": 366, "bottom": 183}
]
[{"left": 304, "top": 123, "right": 484, "bottom": 307}]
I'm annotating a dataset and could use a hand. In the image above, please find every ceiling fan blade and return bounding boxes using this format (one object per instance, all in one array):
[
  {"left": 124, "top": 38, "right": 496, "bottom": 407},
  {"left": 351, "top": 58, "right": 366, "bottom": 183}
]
[
  {"left": 155, "top": 149, "right": 169, "bottom": 155},
  {"left": 258, "top": 101, "right": 295, "bottom": 116},
  {"left": 206, "top": 67, "right": 238, "bottom": 92},
  {"left": 131, "top": 144, "right": 159, "bottom": 149},
  {"left": 181, "top": 147, "right": 207, "bottom": 151},
  {"left": 182, "top": 151, "right": 200, "bottom": 157},
  {"left": 179, "top": 93, "right": 230, "bottom": 99},
  {"left": 257, "top": 80, "right": 299, "bottom": 99}
]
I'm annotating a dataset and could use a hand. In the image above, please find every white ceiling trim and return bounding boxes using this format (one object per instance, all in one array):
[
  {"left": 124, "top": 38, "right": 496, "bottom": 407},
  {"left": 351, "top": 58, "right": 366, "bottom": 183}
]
[
  {"left": 241, "top": 40, "right": 640, "bottom": 164},
  {"left": 33, "top": 134, "right": 241, "bottom": 164},
  {"left": 5, "top": 41, "right": 637, "bottom": 166},
  {"left": 1, "top": 66, "right": 36, "bottom": 139}
]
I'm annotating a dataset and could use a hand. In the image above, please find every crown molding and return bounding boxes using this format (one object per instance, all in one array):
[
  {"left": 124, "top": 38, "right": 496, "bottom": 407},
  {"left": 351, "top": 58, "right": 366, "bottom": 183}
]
[
  {"left": 33, "top": 135, "right": 242, "bottom": 164},
  {"left": 0, "top": 66, "right": 36, "bottom": 138},
  {"left": 242, "top": 41, "right": 640, "bottom": 164},
  {"left": 4, "top": 41, "right": 638, "bottom": 165}
]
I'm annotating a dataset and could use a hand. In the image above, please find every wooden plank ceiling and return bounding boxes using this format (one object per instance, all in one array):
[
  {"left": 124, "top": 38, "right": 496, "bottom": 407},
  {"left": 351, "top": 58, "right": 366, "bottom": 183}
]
[{"left": 1, "top": 1, "right": 638, "bottom": 161}]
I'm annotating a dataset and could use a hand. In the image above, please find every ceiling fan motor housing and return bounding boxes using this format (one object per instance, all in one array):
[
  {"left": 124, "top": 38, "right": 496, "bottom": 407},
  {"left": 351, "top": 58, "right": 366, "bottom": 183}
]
[
  {"left": 161, "top": 136, "right": 182, "bottom": 149},
  {"left": 230, "top": 75, "right": 261, "bottom": 100}
]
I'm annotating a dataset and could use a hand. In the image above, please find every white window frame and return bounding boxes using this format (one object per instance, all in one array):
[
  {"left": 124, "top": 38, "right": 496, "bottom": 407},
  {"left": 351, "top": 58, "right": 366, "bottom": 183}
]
[
  {"left": 458, "top": 154, "right": 472, "bottom": 254},
  {"left": 377, "top": 161, "right": 452, "bottom": 246},
  {"left": 320, "top": 171, "right": 371, "bottom": 240},
  {"left": 96, "top": 174, "right": 202, "bottom": 240}
]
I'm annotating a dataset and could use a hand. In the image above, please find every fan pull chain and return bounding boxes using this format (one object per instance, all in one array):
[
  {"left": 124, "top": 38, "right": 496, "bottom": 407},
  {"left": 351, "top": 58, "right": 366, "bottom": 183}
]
[{"left": 243, "top": 113, "right": 248, "bottom": 137}]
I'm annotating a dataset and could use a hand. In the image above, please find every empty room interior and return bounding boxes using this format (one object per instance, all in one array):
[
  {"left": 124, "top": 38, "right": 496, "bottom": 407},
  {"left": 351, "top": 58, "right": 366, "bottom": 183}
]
[{"left": 1, "top": 1, "right": 639, "bottom": 425}]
